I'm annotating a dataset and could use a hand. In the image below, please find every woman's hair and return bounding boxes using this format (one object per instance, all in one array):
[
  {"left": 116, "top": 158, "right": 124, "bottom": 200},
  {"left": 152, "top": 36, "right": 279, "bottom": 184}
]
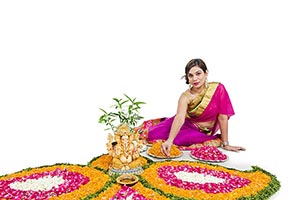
[{"left": 184, "top": 58, "right": 208, "bottom": 84}]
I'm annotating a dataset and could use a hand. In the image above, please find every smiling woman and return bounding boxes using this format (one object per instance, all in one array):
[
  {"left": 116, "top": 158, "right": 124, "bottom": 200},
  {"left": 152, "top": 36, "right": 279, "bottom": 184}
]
[{"left": 146, "top": 58, "right": 245, "bottom": 157}]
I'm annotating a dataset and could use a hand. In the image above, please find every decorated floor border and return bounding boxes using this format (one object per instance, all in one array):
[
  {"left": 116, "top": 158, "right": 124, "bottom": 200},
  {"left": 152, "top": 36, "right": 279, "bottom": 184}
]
[
  {"left": 88, "top": 154, "right": 280, "bottom": 200},
  {"left": 0, "top": 154, "right": 280, "bottom": 200}
]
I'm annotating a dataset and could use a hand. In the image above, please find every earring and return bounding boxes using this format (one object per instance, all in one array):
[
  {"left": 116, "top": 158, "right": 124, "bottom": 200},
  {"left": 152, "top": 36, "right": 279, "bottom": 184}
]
[{"left": 205, "top": 78, "right": 208, "bottom": 88}]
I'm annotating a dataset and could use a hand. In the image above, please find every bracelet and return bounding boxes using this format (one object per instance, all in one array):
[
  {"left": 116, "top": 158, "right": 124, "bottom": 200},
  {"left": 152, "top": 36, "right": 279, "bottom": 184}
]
[{"left": 222, "top": 141, "right": 229, "bottom": 147}]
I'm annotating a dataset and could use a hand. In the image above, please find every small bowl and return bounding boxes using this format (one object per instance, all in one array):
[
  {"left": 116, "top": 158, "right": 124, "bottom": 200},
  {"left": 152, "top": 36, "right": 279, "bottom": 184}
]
[{"left": 116, "top": 174, "right": 139, "bottom": 186}]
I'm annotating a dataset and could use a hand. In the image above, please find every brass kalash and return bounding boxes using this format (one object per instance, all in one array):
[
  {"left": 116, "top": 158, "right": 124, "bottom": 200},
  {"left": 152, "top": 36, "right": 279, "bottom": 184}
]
[{"left": 106, "top": 124, "right": 145, "bottom": 178}]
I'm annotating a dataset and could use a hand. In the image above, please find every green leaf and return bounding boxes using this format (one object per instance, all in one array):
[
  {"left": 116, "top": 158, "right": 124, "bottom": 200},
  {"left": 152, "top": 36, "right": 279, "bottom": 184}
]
[
  {"left": 123, "top": 94, "right": 133, "bottom": 102},
  {"left": 135, "top": 101, "right": 146, "bottom": 105},
  {"left": 98, "top": 94, "right": 146, "bottom": 132},
  {"left": 99, "top": 108, "right": 108, "bottom": 114},
  {"left": 112, "top": 98, "right": 120, "bottom": 103},
  {"left": 120, "top": 99, "right": 129, "bottom": 106}
]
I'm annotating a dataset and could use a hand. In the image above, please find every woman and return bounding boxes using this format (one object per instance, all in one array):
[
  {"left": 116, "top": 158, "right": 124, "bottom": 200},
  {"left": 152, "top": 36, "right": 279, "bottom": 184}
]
[{"left": 147, "top": 58, "right": 245, "bottom": 156}]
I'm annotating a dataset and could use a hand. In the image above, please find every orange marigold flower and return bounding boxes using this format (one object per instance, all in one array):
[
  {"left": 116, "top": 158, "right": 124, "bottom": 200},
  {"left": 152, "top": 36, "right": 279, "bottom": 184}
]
[{"left": 148, "top": 141, "right": 182, "bottom": 157}]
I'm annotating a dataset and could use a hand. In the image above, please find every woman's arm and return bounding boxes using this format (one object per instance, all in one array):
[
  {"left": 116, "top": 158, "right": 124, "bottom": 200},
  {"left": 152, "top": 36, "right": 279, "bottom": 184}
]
[
  {"left": 161, "top": 93, "right": 189, "bottom": 156},
  {"left": 218, "top": 114, "right": 245, "bottom": 152}
]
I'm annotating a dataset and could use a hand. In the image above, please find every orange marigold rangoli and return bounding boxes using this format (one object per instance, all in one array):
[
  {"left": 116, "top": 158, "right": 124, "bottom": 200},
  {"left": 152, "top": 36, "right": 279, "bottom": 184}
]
[{"left": 0, "top": 155, "right": 280, "bottom": 199}]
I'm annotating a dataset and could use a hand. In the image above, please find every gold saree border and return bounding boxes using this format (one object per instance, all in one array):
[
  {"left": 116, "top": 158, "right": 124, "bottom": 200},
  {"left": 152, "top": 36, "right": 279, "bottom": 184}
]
[{"left": 187, "top": 82, "right": 219, "bottom": 118}]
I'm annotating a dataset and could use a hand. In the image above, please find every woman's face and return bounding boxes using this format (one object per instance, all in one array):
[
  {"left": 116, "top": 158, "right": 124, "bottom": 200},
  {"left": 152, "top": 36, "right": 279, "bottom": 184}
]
[{"left": 187, "top": 66, "right": 207, "bottom": 88}]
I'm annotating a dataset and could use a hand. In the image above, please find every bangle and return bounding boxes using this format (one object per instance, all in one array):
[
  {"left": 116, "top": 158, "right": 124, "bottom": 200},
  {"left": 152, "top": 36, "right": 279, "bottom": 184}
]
[{"left": 222, "top": 141, "right": 229, "bottom": 147}]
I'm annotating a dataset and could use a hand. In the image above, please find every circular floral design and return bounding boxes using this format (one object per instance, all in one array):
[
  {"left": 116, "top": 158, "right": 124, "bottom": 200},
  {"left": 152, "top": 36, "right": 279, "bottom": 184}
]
[
  {"left": 0, "top": 168, "right": 88, "bottom": 199},
  {"left": 140, "top": 161, "right": 277, "bottom": 199},
  {"left": 157, "top": 165, "right": 250, "bottom": 193},
  {"left": 0, "top": 164, "right": 110, "bottom": 200}
]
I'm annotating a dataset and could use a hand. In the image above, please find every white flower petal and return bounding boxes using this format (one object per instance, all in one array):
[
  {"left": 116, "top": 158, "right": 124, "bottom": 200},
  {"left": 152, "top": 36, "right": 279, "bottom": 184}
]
[
  {"left": 175, "top": 171, "right": 225, "bottom": 184},
  {"left": 9, "top": 175, "right": 64, "bottom": 191}
]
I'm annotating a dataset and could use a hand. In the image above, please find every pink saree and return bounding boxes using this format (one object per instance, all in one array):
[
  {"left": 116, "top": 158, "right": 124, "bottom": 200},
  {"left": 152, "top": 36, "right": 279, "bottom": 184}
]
[{"left": 139, "top": 82, "right": 234, "bottom": 149}]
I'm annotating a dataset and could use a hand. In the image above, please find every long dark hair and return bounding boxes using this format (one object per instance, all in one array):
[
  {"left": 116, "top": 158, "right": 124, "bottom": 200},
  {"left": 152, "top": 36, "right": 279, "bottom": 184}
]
[{"left": 184, "top": 58, "right": 208, "bottom": 84}]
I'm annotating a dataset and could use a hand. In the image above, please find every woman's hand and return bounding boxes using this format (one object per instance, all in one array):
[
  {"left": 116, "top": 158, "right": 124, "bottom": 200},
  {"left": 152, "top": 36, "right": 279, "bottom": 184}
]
[
  {"left": 161, "top": 140, "right": 173, "bottom": 157},
  {"left": 222, "top": 145, "right": 246, "bottom": 152}
]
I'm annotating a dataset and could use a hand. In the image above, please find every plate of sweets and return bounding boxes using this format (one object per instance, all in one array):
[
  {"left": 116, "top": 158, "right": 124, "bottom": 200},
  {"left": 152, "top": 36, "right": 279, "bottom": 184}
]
[
  {"left": 147, "top": 141, "right": 182, "bottom": 159},
  {"left": 189, "top": 146, "right": 228, "bottom": 162}
]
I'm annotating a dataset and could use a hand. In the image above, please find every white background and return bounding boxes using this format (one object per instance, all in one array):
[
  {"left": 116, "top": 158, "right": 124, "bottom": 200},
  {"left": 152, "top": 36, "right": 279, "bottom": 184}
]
[{"left": 0, "top": 0, "right": 299, "bottom": 199}]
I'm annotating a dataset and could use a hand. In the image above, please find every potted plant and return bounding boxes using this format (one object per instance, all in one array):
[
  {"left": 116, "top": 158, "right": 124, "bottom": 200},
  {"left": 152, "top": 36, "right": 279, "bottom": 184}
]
[{"left": 98, "top": 94, "right": 146, "bottom": 132}]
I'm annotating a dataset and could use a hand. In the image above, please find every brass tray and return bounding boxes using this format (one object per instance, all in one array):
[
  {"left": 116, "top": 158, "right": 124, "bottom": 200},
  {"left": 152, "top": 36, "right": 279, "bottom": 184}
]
[{"left": 116, "top": 174, "right": 139, "bottom": 185}]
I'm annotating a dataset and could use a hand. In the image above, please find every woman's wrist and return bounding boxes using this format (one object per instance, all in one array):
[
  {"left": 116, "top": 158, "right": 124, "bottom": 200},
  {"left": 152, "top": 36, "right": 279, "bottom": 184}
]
[
  {"left": 166, "top": 137, "right": 174, "bottom": 143},
  {"left": 221, "top": 141, "right": 229, "bottom": 147}
]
